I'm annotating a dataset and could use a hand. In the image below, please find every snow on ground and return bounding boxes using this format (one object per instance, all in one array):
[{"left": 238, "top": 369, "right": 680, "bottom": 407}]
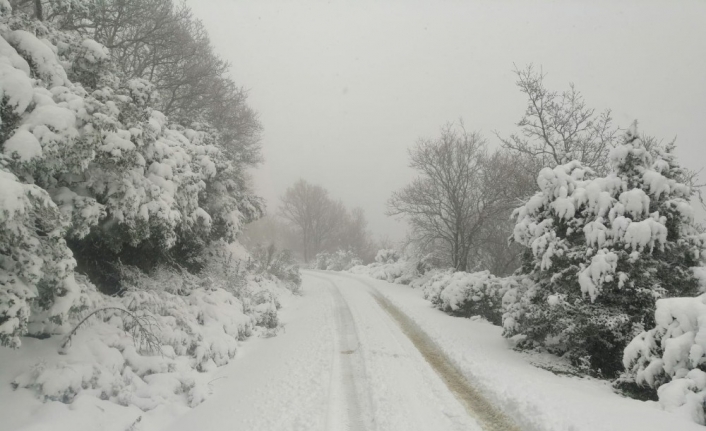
[
  {"left": 165, "top": 271, "right": 481, "bottom": 431},
  {"left": 328, "top": 271, "right": 703, "bottom": 431},
  {"left": 6, "top": 270, "right": 701, "bottom": 431},
  {"left": 164, "top": 275, "right": 333, "bottom": 431},
  {"left": 0, "top": 277, "right": 293, "bottom": 431}
]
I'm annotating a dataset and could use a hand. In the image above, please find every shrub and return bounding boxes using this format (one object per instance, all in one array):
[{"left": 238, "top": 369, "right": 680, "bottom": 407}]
[
  {"left": 421, "top": 270, "right": 517, "bottom": 325},
  {"left": 617, "top": 294, "right": 706, "bottom": 424},
  {"left": 503, "top": 125, "right": 704, "bottom": 377},
  {"left": 314, "top": 249, "right": 362, "bottom": 271},
  {"left": 250, "top": 243, "right": 301, "bottom": 292},
  {"left": 375, "top": 249, "right": 400, "bottom": 264},
  {"left": 348, "top": 259, "right": 419, "bottom": 284}
]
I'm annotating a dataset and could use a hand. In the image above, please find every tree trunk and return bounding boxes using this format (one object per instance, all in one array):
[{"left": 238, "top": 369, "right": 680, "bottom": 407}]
[{"left": 34, "top": 0, "right": 44, "bottom": 21}]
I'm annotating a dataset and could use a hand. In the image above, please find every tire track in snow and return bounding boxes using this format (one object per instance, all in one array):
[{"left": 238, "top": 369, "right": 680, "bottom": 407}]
[
  {"left": 328, "top": 272, "right": 522, "bottom": 431},
  {"left": 311, "top": 274, "right": 373, "bottom": 431}
]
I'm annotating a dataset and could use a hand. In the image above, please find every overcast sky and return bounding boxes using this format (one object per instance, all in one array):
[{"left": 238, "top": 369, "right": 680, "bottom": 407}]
[{"left": 187, "top": 0, "right": 706, "bottom": 242}]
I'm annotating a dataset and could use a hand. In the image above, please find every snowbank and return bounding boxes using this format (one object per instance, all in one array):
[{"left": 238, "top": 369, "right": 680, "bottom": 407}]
[
  {"left": 336, "top": 272, "right": 703, "bottom": 431},
  {"left": 0, "top": 267, "right": 293, "bottom": 431},
  {"left": 621, "top": 294, "right": 706, "bottom": 424}
]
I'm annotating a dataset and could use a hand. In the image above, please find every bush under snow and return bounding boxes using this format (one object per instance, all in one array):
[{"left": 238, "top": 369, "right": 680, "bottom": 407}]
[
  {"left": 314, "top": 250, "right": 362, "bottom": 271},
  {"left": 0, "top": 6, "right": 295, "bottom": 424},
  {"left": 10, "top": 255, "right": 288, "bottom": 414},
  {"left": 619, "top": 293, "right": 706, "bottom": 424},
  {"left": 420, "top": 270, "right": 518, "bottom": 325},
  {"left": 375, "top": 249, "right": 400, "bottom": 264},
  {"left": 503, "top": 125, "right": 704, "bottom": 377},
  {"left": 0, "top": 6, "right": 263, "bottom": 348}
]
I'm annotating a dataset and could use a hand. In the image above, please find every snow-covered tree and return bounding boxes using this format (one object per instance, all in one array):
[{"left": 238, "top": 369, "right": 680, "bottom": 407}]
[
  {"left": 503, "top": 123, "right": 705, "bottom": 376},
  {"left": 0, "top": 4, "right": 262, "bottom": 345}
]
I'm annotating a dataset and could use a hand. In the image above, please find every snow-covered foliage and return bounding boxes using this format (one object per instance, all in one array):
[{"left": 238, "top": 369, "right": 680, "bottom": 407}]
[
  {"left": 420, "top": 270, "right": 518, "bottom": 325},
  {"left": 375, "top": 248, "right": 400, "bottom": 264},
  {"left": 349, "top": 258, "right": 420, "bottom": 285},
  {"left": 618, "top": 294, "right": 706, "bottom": 424},
  {"left": 344, "top": 248, "right": 446, "bottom": 285},
  {"left": 503, "top": 124, "right": 705, "bottom": 376},
  {"left": 9, "top": 239, "right": 290, "bottom": 414},
  {"left": 249, "top": 243, "right": 302, "bottom": 293},
  {"left": 10, "top": 272, "right": 283, "bottom": 410},
  {"left": 0, "top": 7, "right": 263, "bottom": 347},
  {"left": 314, "top": 249, "right": 362, "bottom": 271}
]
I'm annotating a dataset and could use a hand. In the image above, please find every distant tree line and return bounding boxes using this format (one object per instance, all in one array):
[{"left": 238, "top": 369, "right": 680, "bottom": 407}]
[{"left": 274, "top": 179, "right": 376, "bottom": 264}]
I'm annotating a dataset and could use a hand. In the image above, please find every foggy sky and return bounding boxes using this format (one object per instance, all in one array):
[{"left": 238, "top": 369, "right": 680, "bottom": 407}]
[{"left": 187, "top": 0, "right": 706, "bottom": 242}]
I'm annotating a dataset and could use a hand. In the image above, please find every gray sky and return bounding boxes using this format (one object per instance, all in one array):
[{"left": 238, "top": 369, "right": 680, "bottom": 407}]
[{"left": 188, "top": 0, "right": 706, "bottom": 242}]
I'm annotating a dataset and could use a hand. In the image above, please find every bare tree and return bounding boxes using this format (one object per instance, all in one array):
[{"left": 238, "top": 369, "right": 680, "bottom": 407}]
[
  {"left": 280, "top": 180, "right": 375, "bottom": 262},
  {"left": 497, "top": 64, "right": 618, "bottom": 173},
  {"left": 336, "top": 207, "right": 375, "bottom": 262},
  {"left": 280, "top": 180, "right": 340, "bottom": 262},
  {"left": 388, "top": 124, "right": 516, "bottom": 272},
  {"left": 466, "top": 150, "right": 537, "bottom": 275}
]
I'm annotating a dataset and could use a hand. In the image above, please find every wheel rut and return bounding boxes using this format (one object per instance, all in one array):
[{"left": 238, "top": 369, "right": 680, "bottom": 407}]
[
  {"left": 328, "top": 272, "right": 522, "bottom": 431},
  {"left": 311, "top": 273, "right": 374, "bottom": 431}
]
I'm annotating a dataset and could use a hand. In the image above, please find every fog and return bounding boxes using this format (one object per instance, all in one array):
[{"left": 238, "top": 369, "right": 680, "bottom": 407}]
[{"left": 188, "top": 0, "right": 706, "bottom": 241}]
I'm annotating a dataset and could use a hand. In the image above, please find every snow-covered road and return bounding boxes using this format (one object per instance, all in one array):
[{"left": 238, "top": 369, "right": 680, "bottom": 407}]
[{"left": 165, "top": 271, "right": 493, "bottom": 431}]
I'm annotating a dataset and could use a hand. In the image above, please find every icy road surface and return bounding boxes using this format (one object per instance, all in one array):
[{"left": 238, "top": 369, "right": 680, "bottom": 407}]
[{"left": 165, "top": 271, "right": 513, "bottom": 431}]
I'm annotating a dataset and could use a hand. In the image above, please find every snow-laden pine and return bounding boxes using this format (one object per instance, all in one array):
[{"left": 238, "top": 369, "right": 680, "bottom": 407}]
[{"left": 503, "top": 124, "right": 705, "bottom": 376}]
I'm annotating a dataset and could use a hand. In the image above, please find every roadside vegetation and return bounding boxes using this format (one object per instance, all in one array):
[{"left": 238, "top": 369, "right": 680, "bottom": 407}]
[
  {"left": 0, "top": 0, "right": 300, "bottom": 421},
  {"left": 336, "top": 68, "right": 706, "bottom": 424}
]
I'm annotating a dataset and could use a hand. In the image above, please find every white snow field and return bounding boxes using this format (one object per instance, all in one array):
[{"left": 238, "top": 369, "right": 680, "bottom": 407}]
[
  {"left": 5, "top": 269, "right": 698, "bottom": 431},
  {"left": 163, "top": 269, "right": 704, "bottom": 431},
  {"left": 165, "top": 270, "right": 487, "bottom": 431},
  {"left": 5, "top": 270, "right": 701, "bottom": 430}
]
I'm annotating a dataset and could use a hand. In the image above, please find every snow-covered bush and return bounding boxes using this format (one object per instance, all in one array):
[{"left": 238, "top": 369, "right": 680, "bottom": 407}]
[
  {"left": 503, "top": 124, "right": 705, "bottom": 376},
  {"left": 11, "top": 274, "right": 250, "bottom": 408},
  {"left": 348, "top": 258, "right": 421, "bottom": 285},
  {"left": 315, "top": 249, "right": 362, "bottom": 271},
  {"left": 420, "top": 270, "right": 517, "bottom": 325},
  {"left": 10, "top": 257, "right": 292, "bottom": 411},
  {"left": 375, "top": 248, "right": 400, "bottom": 264},
  {"left": 249, "top": 243, "right": 301, "bottom": 292},
  {"left": 617, "top": 294, "right": 706, "bottom": 424},
  {"left": 0, "top": 166, "right": 79, "bottom": 347},
  {"left": 0, "top": 4, "right": 297, "bottom": 427},
  {"left": 0, "top": 6, "right": 266, "bottom": 345},
  {"left": 313, "top": 251, "right": 330, "bottom": 270}
]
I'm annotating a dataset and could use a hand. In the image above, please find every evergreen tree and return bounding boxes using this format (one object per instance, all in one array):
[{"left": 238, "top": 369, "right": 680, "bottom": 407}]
[{"left": 503, "top": 124, "right": 704, "bottom": 377}]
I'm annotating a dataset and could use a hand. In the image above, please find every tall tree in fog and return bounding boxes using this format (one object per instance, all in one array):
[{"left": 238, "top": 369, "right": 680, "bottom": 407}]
[
  {"left": 466, "top": 150, "right": 536, "bottom": 275},
  {"left": 497, "top": 64, "right": 618, "bottom": 173},
  {"left": 280, "top": 181, "right": 374, "bottom": 262},
  {"left": 280, "top": 180, "right": 340, "bottom": 262},
  {"left": 389, "top": 124, "right": 516, "bottom": 272},
  {"left": 337, "top": 207, "right": 375, "bottom": 262}
]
